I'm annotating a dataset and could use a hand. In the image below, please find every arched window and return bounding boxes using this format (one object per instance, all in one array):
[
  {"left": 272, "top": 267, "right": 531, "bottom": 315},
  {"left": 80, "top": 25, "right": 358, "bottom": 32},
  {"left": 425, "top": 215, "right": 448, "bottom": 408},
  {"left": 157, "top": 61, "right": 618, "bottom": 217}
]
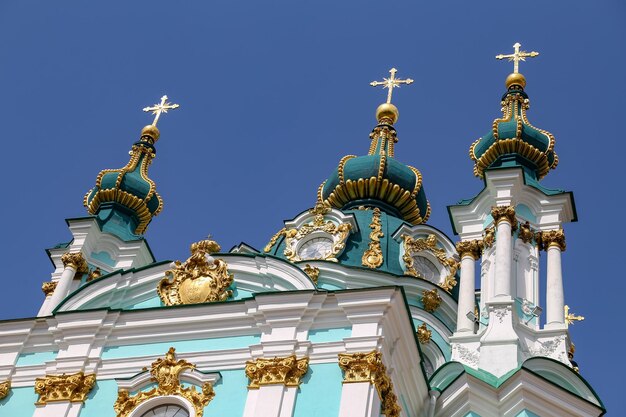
[{"left": 139, "top": 404, "right": 190, "bottom": 417}]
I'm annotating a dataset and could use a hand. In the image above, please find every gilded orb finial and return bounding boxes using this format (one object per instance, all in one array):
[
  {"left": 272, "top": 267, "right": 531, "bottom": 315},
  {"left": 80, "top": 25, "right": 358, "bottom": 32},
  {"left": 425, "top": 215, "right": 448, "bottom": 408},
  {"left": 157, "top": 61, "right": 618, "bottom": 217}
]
[
  {"left": 143, "top": 95, "right": 180, "bottom": 127},
  {"left": 370, "top": 68, "right": 413, "bottom": 124}
]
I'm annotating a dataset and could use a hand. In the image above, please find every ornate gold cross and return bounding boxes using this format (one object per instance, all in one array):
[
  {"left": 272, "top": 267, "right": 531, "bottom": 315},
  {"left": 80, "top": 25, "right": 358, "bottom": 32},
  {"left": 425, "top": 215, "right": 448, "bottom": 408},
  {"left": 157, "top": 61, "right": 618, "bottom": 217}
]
[
  {"left": 564, "top": 305, "right": 585, "bottom": 327},
  {"left": 370, "top": 68, "right": 414, "bottom": 104},
  {"left": 496, "top": 43, "right": 539, "bottom": 74},
  {"left": 143, "top": 95, "right": 180, "bottom": 126}
]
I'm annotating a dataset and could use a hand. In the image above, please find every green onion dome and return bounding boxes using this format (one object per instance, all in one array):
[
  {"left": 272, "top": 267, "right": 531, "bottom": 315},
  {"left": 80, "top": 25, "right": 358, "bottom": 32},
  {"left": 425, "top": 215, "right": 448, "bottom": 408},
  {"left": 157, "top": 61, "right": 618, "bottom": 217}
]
[
  {"left": 319, "top": 103, "right": 430, "bottom": 225},
  {"left": 470, "top": 73, "right": 558, "bottom": 180},
  {"left": 84, "top": 125, "right": 163, "bottom": 237}
]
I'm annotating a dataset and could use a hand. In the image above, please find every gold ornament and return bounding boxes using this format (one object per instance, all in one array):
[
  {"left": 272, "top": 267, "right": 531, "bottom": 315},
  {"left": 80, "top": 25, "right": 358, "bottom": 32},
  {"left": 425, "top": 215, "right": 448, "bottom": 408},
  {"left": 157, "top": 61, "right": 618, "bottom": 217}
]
[
  {"left": 61, "top": 252, "right": 89, "bottom": 275},
  {"left": 421, "top": 288, "right": 442, "bottom": 313},
  {"left": 416, "top": 323, "right": 431, "bottom": 344},
  {"left": 483, "top": 226, "right": 495, "bottom": 248},
  {"left": 245, "top": 356, "right": 309, "bottom": 389},
  {"left": 264, "top": 227, "right": 286, "bottom": 253},
  {"left": 537, "top": 229, "right": 566, "bottom": 251},
  {"left": 158, "top": 238, "right": 233, "bottom": 306},
  {"left": 283, "top": 205, "right": 351, "bottom": 262},
  {"left": 490, "top": 206, "right": 517, "bottom": 229},
  {"left": 41, "top": 281, "right": 58, "bottom": 296},
  {"left": 362, "top": 208, "right": 384, "bottom": 269},
  {"left": 87, "top": 267, "right": 102, "bottom": 282},
  {"left": 34, "top": 372, "right": 95, "bottom": 405},
  {"left": 402, "top": 234, "right": 458, "bottom": 291},
  {"left": 303, "top": 264, "right": 320, "bottom": 285},
  {"left": 518, "top": 221, "right": 535, "bottom": 244},
  {"left": 0, "top": 380, "right": 10, "bottom": 400},
  {"left": 338, "top": 351, "right": 401, "bottom": 417},
  {"left": 564, "top": 305, "right": 584, "bottom": 327},
  {"left": 114, "top": 347, "right": 214, "bottom": 417},
  {"left": 455, "top": 240, "right": 482, "bottom": 260}
]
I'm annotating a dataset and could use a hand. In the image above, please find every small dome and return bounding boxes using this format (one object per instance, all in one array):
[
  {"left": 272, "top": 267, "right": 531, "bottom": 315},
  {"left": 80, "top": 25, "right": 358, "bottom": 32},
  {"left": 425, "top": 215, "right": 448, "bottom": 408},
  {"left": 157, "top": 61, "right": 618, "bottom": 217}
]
[{"left": 470, "top": 74, "right": 558, "bottom": 180}]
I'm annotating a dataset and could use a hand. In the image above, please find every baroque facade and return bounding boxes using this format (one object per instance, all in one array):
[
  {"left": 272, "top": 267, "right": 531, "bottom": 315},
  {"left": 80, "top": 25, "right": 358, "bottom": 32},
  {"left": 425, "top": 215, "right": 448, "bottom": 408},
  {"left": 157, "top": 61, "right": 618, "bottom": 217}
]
[{"left": 0, "top": 46, "right": 604, "bottom": 417}]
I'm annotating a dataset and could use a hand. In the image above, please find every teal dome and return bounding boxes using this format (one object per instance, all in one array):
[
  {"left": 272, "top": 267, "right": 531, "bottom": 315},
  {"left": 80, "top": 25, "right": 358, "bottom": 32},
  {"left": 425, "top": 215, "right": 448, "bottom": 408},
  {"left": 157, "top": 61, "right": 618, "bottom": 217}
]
[
  {"left": 84, "top": 125, "right": 163, "bottom": 237},
  {"left": 470, "top": 75, "right": 558, "bottom": 180},
  {"left": 320, "top": 122, "right": 430, "bottom": 225}
]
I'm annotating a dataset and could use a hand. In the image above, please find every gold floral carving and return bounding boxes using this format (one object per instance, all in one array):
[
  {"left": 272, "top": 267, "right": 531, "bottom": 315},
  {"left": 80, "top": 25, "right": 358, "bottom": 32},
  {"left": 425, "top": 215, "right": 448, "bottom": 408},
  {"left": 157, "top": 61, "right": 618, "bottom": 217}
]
[
  {"left": 263, "top": 227, "right": 286, "bottom": 253},
  {"left": 34, "top": 372, "right": 95, "bottom": 405},
  {"left": 421, "top": 289, "right": 442, "bottom": 313},
  {"left": 283, "top": 205, "right": 351, "bottom": 262},
  {"left": 490, "top": 206, "right": 517, "bottom": 230},
  {"left": 402, "top": 234, "right": 459, "bottom": 291},
  {"left": 564, "top": 305, "right": 584, "bottom": 327},
  {"left": 61, "top": 252, "right": 89, "bottom": 275},
  {"left": 114, "top": 347, "right": 214, "bottom": 417},
  {"left": 537, "top": 229, "right": 566, "bottom": 251},
  {"left": 303, "top": 264, "right": 320, "bottom": 285},
  {"left": 416, "top": 323, "right": 431, "bottom": 344},
  {"left": 483, "top": 226, "right": 495, "bottom": 248},
  {"left": 362, "top": 208, "right": 384, "bottom": 269},
  {"left": 455, "top": 240, "right": 482, "bottom": 260},
  {"left": 158, "top": 238, "right": 233, "bottom": 306},
  {"left": 518, "top": 221, "right": 535, "bottom": 244},
  {"left": 41, "top": 281, "right": 58, "bottom": 296},
  {"left": 338, "top": 351, "right": 401, "bottom": 417},
  {"left": 245, "top": 355, "right": 309, "bottom": 389},
  {"left": 0, "top": 380, "right": 10, "bottom": 400}
]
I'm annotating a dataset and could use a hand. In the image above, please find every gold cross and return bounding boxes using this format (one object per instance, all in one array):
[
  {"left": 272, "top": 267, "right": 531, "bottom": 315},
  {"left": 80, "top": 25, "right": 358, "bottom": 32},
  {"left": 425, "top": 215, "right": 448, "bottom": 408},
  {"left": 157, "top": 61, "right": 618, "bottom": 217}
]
[
  {"left": 564, "top": 305, "right": 585, "bottom": 327},
  {"left": 143, "top": 95, "right": 180, "bottom": 126},
  {"left": 370, "top": 68, "right": 414, "bottom": 104},
  {"left": 496, "top": 42, "right": 539, "bottom": 74}
]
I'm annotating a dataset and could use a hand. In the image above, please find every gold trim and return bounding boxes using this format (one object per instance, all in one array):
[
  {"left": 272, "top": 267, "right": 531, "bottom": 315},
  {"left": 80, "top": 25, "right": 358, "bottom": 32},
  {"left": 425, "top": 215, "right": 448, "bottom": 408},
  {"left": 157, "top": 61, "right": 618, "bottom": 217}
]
[
  {"left": 114, "top": 347, "right": 214, "bottom": 417},
  {"left": 245, "top": 356, "right": 309, "bottom": 389},
  {"left": 61, "top": 252, "right": 88, "bottom": 275},
  {"left": 158, "top": 238, "right": 233, "bottom": 305},
  {"left": 338, "top": 351, "right": 401, "bottom": 417},
  {"left": 402, "top": 234, "right": 458, "bottom": 291},
  {"left": 0, "top": 380, "right": 10, "bottom": 400},
  {"left": 362, "top": 208, "right": 384, "bottom": 269},
  {"left": 417, "top": 323, "right": 431, "bottom": 344},
  {"left": 421, "top": 288, "right": 442, "bottom": 313},
  {"left": 35, "top": 372, "right": 95, "bottom": 405},
  {"left": 41, "top": 281, "right": 57, "bottom": 296}
]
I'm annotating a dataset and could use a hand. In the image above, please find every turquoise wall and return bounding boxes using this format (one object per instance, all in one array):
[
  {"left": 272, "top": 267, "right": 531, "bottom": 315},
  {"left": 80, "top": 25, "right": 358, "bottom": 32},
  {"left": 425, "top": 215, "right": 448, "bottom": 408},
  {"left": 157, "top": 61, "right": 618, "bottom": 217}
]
[
  {"left": 102, "top": 335, "right": 261, "bottom": 359},
  {"left": 204, "top": 369, "right": 248, "bottom": 417},
  {"left": 294, "top": 363, "right": 343, "bottom": 417},
  {"left": 463, "top": 412, "right": 482, "bottom": 417},
  {"left": 81, "top": 379, "right": 118, "bottom": 417},
  {"left": 0, "top": 386, "right": 38, "bottom": 417},
  {"left": 516, "top": 410, "right": 540, "bottom": 417},
  {"left": 15, "top": 351, "right": 58, "bottom": 366}
]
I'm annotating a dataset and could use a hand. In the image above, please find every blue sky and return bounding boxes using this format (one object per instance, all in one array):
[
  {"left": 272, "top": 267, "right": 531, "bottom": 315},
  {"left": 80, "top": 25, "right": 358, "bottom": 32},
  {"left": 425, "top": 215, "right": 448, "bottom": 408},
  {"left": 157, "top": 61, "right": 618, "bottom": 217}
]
[{"left": 0, "top": 1, "right": 623, "bottom": 414}]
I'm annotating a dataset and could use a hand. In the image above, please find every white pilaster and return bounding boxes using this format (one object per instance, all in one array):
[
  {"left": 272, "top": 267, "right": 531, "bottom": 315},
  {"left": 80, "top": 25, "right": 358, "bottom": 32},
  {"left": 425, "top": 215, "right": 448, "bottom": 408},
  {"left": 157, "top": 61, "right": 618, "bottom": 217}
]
[
  {"left": 338, "top": 382, "right": 381, "bottom": 417},
  {"left": 33, "top": 401, "right": 83, "bottom": 417},
  {"left": 494, "top": 219, "right": 513, "bottom": 299}
]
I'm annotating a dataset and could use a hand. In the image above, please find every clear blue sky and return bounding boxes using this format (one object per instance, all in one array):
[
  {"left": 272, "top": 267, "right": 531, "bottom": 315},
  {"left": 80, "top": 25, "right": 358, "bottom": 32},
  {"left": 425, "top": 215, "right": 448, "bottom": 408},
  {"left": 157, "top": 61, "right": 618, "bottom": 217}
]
[{"left": 0, "top": 1, "right": 623, "bottom": 414}]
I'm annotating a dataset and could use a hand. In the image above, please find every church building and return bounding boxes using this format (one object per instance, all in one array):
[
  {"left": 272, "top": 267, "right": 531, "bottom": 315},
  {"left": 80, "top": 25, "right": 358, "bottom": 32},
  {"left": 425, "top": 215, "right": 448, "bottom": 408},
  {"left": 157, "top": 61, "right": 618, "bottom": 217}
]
[{"left": 0, "top": 44, "right": 605, "bottom": 417}]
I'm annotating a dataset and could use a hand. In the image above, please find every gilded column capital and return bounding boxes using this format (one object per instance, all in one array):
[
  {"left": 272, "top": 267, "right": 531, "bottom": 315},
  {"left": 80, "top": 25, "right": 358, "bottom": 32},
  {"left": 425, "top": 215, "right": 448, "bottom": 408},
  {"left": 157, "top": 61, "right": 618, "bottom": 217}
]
[
  {"left": 0, "top": 380, "right": 10, "bottom": 400},
  {"left": 455, "top": 240, "right": 482, "bottom": 260},
  {"left": 245, "top": 355, "right": 309, "bottom": 389},
  {"left": 490, "top": 205, "right": 517, "bottom": 228},
  {"left": 34, "top": 372, "right": 95, "bottom": 405},
  {"left": 337, "top": 350, "right": 401, "bottom": 417},
  {"left": 41, "top": 281, "right": 58, "bottom": 296},
  {"left": 61, "top": 252, "right": 88, "bottom": 275},
  {"left": 538, "top": 229, "right": 566, "bottom": 251}
]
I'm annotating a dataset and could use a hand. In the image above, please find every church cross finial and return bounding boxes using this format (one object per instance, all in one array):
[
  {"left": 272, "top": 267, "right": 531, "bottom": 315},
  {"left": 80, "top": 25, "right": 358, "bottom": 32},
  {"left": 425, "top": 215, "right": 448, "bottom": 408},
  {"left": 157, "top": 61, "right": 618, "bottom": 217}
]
[
  {"left": 370, "top": 68, "right": 414, "bottom": 104},
  {"left": 496, "top": 42, "right": 539, "bottom": 74},
  {"left": 564, "top": 305, "right": 585, "bottom": 327},
  {"left": 143, "top": 95, "right": 180, "bottom": 127}
]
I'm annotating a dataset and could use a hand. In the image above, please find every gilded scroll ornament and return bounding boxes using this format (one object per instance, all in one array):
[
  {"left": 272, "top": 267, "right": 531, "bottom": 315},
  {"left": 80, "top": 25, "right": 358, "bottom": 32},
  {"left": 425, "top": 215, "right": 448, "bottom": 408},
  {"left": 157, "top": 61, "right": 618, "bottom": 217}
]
[
  {"left": 158, "top": 238, "right": 233, "bottom": 306},
  {"left": 114, "top": 347, "right": 214, "bottom": 417},
  {"left": 455, "top": 240, "right": 482, "bottom": 260},
  {"left": 338, "top": 351, "right": 401, "bottom": 417},
  {"left": 0, "top": 380, "right": 10, "bottom": 400},
  {"left": 417, "top": 323, "right": 431, "bottom": 344},
  {"left": 402, "top": 234, "right": 459, "bottom": 291},
  {"left": 421, "top": 288, "right": 442, "bottom": 313},
  {"left": 41, "top": 281, "right": 58, "bottom": 296},
  {"left": 34, "top": 372, "right": 95, "bottom": 405},
  {"left": 490, "top": 206, "right": 517, "bottom": 230},
  {"left": 283, "top": 205, "right": 351, "bottom": 262},
  {"left": 362, "top": 208, "right": 384, "bottom": 269},
  {"left": 245, "top": 355, "right": 309, "bottom": 389},
  {"left": 537, "top": 229, "right": 566, "bottom": 251},
  {"left": 263, "top": 227, "right": 286, "bottom": 253},
  {"left": 303, "top": 264, "right": 320, "bottom": 285},
  {"left": 61, "top": 252, "right": 89, "bottom": 275}
]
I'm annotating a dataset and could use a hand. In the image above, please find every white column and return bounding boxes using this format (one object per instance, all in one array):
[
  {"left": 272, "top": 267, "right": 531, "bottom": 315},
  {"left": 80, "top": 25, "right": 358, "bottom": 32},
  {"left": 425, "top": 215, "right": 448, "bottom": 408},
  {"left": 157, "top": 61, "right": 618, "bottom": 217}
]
[
  {"left": 338, "top": 382, "right": 381, "bottom": 417},
  {"left": 546, "top": 243, "right": 565, "bottom": 327},
  {"left": 493, "top": 208, "right": 514, "bottom": 299},
  {"left": 455, "top": 240, "right": 481, "bottom": 333},
  {"left": 33, "top": 401, "right": 82, "bottom": 417},
  {"left": 42, "top": 253, "right": 87, "bottom": 315}
]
